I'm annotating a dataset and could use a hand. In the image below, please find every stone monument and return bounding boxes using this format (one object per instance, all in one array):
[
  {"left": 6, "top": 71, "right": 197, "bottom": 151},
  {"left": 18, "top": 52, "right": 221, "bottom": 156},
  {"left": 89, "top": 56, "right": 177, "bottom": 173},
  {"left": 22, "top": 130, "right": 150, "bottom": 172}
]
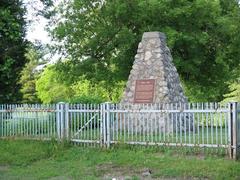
[
  {"left": 120, "top": 32, "right": 192, "bottom": 134},
  {"left": 121, "top": 32, "right": 187, "bottom": 104}
]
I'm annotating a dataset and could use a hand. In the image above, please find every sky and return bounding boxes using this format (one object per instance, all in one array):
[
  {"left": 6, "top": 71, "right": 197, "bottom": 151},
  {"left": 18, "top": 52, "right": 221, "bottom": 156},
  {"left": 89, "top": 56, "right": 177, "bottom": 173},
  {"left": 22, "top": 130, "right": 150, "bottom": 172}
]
[
  {"left": 24, "top": 0, "right": 54, "bottom": 44},
  {"left": 24, "top": 0, "right": 62, "bottom": 66}
]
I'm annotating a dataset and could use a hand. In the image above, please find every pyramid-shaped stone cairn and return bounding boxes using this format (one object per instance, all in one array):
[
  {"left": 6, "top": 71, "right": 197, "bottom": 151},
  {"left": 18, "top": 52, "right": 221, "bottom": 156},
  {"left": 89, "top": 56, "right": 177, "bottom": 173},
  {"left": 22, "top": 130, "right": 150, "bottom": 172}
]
[
  {"left": 121, "top": 32, "right": 187, "bottom": 104},
  {"left": 120, "top": 32, "right": 192, "bottom": 133}
]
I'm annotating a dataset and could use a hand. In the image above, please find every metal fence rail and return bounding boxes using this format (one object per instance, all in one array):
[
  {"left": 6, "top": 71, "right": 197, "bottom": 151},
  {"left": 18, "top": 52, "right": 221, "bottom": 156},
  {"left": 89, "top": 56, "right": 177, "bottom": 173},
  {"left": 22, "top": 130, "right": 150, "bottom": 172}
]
[
  {"left": 0, "top": 102, "right": 239, "bottom": 159},
  {"left": 108, "top": 103, "right": 229, "bottom": 148},
  {"left": 0, "top": 104, "right": 57, "bottom": 139}
]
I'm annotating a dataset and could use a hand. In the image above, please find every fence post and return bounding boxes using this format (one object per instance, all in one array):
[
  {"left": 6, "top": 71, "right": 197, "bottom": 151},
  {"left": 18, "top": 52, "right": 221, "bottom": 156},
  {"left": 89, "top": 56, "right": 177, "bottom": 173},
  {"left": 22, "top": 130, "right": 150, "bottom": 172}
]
[
  {"left": 105, "top": 102, "right": 111, "bottom": 148},
  {"left": 228, "top": 102, "right": 239, "bottom": 160},
  {"left": 56, "top": 103, "right": 62, "bottom": 141},
  {"left": 65, "top": 103, "right": 69, "bottom": 141},
  {"left": 100, "top": 103, "right": 105, "bottom": 147},
  {"left": 56, "top": 102, "right": 69, "bottom": 142},
  {"left": 100, "top": 102, "right": 111, "bottom": 148},
  {"left": 228, "top": 103, "right": 232, "bottom": 158},
  {"left": 237, "top": 102, "right": 240, "bottom": 160}
]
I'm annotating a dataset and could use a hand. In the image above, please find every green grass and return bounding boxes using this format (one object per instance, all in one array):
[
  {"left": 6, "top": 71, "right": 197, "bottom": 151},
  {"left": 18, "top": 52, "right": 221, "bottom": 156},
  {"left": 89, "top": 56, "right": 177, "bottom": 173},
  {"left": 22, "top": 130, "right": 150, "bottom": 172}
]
[{"left": 0, "top": 140, "right": 240, "bottom": 180}]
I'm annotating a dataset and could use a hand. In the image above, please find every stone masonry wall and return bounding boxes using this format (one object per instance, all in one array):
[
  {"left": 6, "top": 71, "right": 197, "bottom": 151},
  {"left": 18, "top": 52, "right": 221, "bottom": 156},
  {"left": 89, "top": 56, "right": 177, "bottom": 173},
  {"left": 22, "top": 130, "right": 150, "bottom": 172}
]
[{"left": 121, "top": 32, "right": 187, "bottom": 104}]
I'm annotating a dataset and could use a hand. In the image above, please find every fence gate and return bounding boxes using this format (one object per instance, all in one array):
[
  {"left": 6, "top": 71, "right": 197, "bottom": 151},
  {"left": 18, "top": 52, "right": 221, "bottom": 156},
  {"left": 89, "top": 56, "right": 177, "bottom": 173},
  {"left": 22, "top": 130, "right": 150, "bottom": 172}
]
[
  {"left": 56, "top": 103, "right": 112, "bottom": 147},
  {"left": 62, "top": 103, "right": 103, "bottom": 146}
]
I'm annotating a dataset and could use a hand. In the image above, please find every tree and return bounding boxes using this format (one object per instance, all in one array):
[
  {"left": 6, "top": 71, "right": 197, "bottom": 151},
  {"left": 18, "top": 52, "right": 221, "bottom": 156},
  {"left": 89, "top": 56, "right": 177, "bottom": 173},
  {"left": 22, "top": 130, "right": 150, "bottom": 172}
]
[
  {"left": 223, "top": 67, "right": 240, "bottom": 102},
  {"left": 19, "top": 46, "right": 42, "bottom": 103},
  {"left": 0, "top": 0, "right": 27, "bottom": 103},
  {"left": 223, "top": 80, "right": 240, "bottom": 102},
  {"left": 35, "top": 66, "right": 72, "bottom": 103},
  {"left": 35, "top": 62, "right": 125, "bottom": 103},
  {"left": 49, "top": 0, "right": 240, "bottom": 102}
]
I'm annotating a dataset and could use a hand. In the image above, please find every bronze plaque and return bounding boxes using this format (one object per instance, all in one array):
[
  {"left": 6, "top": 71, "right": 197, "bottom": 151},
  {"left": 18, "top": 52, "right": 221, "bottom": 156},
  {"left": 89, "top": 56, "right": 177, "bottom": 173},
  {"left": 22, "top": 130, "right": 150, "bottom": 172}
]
[{"left": 134, "top": 79, "right": 155, "bottom": 103}]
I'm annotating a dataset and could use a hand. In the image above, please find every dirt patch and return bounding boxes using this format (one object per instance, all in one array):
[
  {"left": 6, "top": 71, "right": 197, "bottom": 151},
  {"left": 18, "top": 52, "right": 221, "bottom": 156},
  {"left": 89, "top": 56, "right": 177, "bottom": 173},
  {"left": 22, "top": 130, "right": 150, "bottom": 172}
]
[
  {"left": 98, "top": 163, "right": 208, "bottom": 180},
  {"left": 98, "top": 162, "right": 135, "bottom": 179},
  {"left": 0, "top": 165, "right": 9, "bottom": 172},
  {"left": 154, "top": 178, "right": 207, "bottom": 180},
  {"left": 97, "top": 162, "right": 155, "bottom": 180},
  {"left": 48, "top": 176, "right": 72, "bottom": 180}
]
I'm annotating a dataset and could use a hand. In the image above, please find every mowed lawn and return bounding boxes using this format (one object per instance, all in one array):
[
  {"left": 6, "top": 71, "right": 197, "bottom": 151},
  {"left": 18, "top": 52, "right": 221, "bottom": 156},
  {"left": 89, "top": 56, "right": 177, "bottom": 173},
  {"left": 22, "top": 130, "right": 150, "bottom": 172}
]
[{"left": 0, "top": 140, "right": 240, "bottom": 180}]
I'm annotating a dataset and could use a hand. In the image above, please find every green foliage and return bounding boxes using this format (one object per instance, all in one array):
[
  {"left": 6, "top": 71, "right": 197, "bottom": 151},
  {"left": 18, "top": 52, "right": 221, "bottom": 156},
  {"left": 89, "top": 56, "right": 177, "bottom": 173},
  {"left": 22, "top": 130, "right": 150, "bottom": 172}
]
[
  {"left": 50, "top": 0, "right": 240, "bottom": 102},
  {"left": 69, "top": 95, "right": 104, "bottom": 104},
  {"left": 183, "top": 81, "right": 227, "bottom": 102},
  {"left": 36, "top": 66, "right": 73, "bottom": 103},
  {"left": 19, "top": 47, "right": 41, "bottom": 103},
  {"left": 0, "top": 0, "right": 28, "bottom": 103},
  {"left": 71, "top": 79, "right": 109, "bottom": 101},
  {"left": 71, "top": 78, "right": 125, "bottom": 103},
  {"left": 223, "top": 79, "right": 240, "bottom": 102},
  {"left": 36, "top": 64, "right": 126, "bottom": 103}
]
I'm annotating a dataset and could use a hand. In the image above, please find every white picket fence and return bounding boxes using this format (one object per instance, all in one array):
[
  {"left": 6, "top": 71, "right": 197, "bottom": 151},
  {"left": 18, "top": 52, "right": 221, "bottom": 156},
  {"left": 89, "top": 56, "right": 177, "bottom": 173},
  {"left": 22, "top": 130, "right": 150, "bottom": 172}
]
[{"left": 0, "top": 102, "right": 239, "bottom": 159}]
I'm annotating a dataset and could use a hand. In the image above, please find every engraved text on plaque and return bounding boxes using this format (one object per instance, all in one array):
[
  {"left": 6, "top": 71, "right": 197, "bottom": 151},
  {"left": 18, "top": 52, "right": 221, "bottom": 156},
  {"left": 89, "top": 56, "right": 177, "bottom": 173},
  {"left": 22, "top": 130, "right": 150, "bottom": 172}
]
[{"left": 134, "top": 79, "right": 155, "bottom": 103}]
